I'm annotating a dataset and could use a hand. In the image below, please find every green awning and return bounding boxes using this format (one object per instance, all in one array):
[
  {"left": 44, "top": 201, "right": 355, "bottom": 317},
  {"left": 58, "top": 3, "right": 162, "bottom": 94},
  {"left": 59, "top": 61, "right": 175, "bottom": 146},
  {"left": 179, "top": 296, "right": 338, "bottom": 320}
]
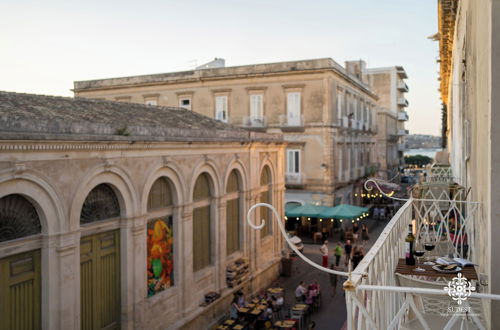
[
  {"left": 285, "top": 203, "right": 300, "bottom": 213},
  {"left": 318, "top": 204, "right": 369, "bottom": 219},
  {"left": 285, "top": 204, "right": 328, "bottom": 218}
]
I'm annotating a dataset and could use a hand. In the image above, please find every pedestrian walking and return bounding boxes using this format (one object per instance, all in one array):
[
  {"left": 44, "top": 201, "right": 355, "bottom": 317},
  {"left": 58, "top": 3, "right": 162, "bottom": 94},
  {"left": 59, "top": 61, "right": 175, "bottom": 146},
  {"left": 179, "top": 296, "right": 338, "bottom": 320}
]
[
  {"left": 320, "top": 240, "right": 329, "bottom": 267},
  {"left": 329, "top": 264, "right": 338, "bottom": 297},
  {"left": 361, "top": 224, "right": 369, "bottom": 245},
  {"left": 344, "top": 240, "right": 353, "bottom": 267},
  {"left": 380, "top": 207, "right": 386, "bottom": 220},
  {"left": 352, "top": 222, "right": 360, "bottom": 243},
  {"left": 351, "top": 246, "right": 364, "bottom": 269},
  {"left": 334, "top": 242, "right": 343, "bottom": 266}
]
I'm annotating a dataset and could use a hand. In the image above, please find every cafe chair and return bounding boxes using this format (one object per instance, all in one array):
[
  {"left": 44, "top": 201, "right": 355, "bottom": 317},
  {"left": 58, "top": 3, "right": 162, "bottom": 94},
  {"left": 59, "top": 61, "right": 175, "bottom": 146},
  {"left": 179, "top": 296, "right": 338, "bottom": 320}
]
[{"left": 395, "top": 273, "right": 484, "bottom": 329}]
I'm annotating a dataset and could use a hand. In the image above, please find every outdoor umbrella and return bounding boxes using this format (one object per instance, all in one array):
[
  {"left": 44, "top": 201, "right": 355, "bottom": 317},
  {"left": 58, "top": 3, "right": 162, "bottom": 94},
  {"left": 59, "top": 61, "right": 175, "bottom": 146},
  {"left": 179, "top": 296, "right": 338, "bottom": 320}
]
[
  {"left": 318, "top": 204, "right": 369, "bottom": 219},
  {"left": 285, "top": 204, "right": 328, "bottom": 218}
]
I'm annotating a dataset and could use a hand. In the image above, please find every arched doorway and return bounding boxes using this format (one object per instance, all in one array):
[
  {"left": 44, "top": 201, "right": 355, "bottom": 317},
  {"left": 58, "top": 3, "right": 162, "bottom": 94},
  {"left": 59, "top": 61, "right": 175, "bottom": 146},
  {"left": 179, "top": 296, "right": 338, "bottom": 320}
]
[
  {"left": 80, "top": 184, "right": 121, "bottom": 330},
  {"left": 146, "top": 177, "right": 175, "bottom": 297},
  {"left": 0, "top": 194, "right": 42, "bottom": 330}
]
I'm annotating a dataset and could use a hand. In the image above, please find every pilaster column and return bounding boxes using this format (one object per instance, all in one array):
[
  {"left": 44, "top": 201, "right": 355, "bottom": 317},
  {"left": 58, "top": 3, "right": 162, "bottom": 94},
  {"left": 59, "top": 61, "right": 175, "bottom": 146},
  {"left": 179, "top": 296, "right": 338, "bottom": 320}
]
[
  {"left": 180, "top": 203, "right": 194, "bottom": 316},
  {"left": 120, "top": 215, "right": 146, "bottom": 330},
  {"left": 215, "top": 196, "right": 227, "bottom": 291},
  {"left": 42, "top": 229, "right": 80, "bottom": 330}
]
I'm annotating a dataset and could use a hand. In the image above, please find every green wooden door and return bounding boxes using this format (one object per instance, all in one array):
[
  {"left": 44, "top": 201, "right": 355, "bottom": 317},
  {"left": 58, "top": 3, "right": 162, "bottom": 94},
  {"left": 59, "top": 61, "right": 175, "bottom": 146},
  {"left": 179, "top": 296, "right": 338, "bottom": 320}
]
[
  {"left": 80, "top": 230, "right": 121, "bottom": 330},
  {"left": 0, "top": 250, "right": 41, "bottom": 330}
]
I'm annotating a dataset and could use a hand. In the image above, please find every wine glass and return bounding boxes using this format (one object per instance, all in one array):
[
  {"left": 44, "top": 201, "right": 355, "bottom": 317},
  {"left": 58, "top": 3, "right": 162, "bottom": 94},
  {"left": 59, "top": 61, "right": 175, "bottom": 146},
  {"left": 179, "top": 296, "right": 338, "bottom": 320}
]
[
  {"left": 423, "top": 241, "right": 436, "bottom": 265},
  {"left": 413, "top": 243, "right": 426, "bottom": 272}
]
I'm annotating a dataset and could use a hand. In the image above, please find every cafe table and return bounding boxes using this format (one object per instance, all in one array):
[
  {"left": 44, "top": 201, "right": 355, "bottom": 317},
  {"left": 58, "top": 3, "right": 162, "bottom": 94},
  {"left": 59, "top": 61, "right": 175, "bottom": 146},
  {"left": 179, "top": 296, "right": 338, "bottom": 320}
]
[
  {"left": 394, "top": 258, "right": 478, "bottom": 280},
  {"left": 274, "top": 320, "right": 297, "bottom": 329}
]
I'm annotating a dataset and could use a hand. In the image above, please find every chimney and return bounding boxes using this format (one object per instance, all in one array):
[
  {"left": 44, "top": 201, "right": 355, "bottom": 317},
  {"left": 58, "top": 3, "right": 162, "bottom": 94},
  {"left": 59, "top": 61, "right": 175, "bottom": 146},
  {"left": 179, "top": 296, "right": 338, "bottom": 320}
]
[{"left": 345, "top": 60, "right": 367, "bottom": 82}]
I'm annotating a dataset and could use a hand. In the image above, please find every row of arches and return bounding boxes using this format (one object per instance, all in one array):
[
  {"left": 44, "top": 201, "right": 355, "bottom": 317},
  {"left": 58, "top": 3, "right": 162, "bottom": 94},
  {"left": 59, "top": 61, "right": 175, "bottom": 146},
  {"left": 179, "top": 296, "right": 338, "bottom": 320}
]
[{"left": 0, "top": 161, "right": 277, "bottom": 329}]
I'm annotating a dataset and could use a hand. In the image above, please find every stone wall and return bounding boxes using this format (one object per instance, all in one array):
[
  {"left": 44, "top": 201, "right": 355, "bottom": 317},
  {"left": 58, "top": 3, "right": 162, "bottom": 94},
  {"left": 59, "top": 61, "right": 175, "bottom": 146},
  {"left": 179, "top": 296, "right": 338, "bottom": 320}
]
[{"left": 0, "top": 139, "right": 285, "bottom": 329}]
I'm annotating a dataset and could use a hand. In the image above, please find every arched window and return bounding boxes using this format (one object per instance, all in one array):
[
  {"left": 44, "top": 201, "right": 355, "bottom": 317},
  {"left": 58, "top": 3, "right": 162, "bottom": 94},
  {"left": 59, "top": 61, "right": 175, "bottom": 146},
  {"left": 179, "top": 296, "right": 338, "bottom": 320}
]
[
  {"left": 192, "top": 173, "right": 212, "bottom": 272},
  {"left": 226, "top": 170, "right": 241, "bottom": 255},
  {"left": 148, "top": 177, "right": 172, "bottom": 211},
  {"left": 80, "top": 184, "right": 120, "bottom": 225},
  {"left": 0, "top": 194, "right": 41, "bottom": 242},
  {"left": 146, "top": 177, "right": 175, "bottom": 296},
  {"left": 259, "top": 166, "right": 272, "bottom": 238}
]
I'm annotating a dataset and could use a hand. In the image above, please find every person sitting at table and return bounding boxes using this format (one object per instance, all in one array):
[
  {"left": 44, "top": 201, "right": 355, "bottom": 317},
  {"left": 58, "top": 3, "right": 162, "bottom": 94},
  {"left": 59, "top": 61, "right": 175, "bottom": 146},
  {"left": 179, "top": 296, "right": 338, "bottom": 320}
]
[
  {"left": 295, "top": 281, "right": 307, "bottom": 302},
  {"left": 230, "top": 295, "right": 241, "bottom": 320},
  {"left": 305, "top": 284, "right": 315, "bottom": 307},
  {"left": 310, "top": 280, "right": 320, "bottom": 292},
  {"left": 236, "top": 290, "right": 246, "bottom": 307}
]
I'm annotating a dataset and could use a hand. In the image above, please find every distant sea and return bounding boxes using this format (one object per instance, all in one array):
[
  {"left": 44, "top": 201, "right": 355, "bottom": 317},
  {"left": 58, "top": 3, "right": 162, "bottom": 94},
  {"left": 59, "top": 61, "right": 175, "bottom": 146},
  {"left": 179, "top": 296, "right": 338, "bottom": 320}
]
[{"left": 405, "top": 148, "right": 442, "bottom": 159}]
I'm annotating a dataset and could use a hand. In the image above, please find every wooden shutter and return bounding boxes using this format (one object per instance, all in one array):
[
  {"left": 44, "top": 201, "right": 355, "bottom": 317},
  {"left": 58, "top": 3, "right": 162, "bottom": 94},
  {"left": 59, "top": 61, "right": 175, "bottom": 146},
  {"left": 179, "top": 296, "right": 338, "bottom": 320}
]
[
  {"left": 226, "top": 198, "right": 240, "bottom": 255},
  {"left": 193, "top": 206, "right": 211, "bottom": 271},
  {"left": 80, "top": 230, "right": 120, "bottom": 330},
  {"left": 0, "top": 250, "right": 41, "bottom": 330}
]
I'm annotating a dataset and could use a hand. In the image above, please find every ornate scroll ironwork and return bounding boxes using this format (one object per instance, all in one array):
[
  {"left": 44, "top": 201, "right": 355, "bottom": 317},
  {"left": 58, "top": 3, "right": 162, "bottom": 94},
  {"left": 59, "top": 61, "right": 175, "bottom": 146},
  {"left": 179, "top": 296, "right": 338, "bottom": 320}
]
[
  {"left": 0, "top": 194, "right": 41, "bottom": 242},
  {"left": 80, "top": 184, "right": 120, "bottom": 224}
]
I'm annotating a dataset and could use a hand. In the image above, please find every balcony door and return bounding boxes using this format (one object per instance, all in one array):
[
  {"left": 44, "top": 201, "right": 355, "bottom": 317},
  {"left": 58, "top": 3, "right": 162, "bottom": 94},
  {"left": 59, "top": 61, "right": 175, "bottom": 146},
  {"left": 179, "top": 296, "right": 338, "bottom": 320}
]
[
  {"left": 215, "top": 95, "right": 228, "bottom": 123},
  {"left": 287, "top": 92, "right": 301, "bottom": 126}
]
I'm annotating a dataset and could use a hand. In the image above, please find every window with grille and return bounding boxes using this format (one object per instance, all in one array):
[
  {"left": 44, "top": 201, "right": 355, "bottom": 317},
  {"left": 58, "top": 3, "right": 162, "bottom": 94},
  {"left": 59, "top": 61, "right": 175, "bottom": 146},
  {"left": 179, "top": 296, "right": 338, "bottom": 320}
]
[
  {"left": 0, "top": 194, "right": 41, "bottom": 242},
  {"left": 80, "top": 184, "right": 120, "bottom": 225},
  {"left": 148, "top": 178, "right": 173, "bottom": 211}
]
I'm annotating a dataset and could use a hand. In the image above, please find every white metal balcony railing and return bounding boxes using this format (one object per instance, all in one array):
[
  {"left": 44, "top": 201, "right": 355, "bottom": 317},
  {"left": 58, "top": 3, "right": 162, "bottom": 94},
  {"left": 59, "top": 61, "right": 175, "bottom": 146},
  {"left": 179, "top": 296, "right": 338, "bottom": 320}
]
[
  {"left": 425, "top": 164, "right": 455, "bottom": 183},
  {"left": 285, "top": 173, "right": 302, "bottom": 184},
  {"left": 343, "top": 178, "right": 499, "bottom": 330},
  {"left": 245, "top": 170, "right": 500, "bottom": 329},
  {"left": 398, "top": 98, "right": 409, "bottom": 107},
  {"left": 398, "top": 111, "right": 409, "bottom": 121},
  {"left": 242, "top": 116, "right": 266, "bottom": 127},
  {"left": 397, "top": 81, "right": 409, "bottom": 92},
  {"left": 342, "top": 116, "right": 349, "bottom": 128},
  {"left": 350, "top": 119, "right": 364, "bottom": 130},
  {"left": 397, "top": 128, "right": 409, "bottom": 136},
  {"left": 279, "top": 114, "right": 304, "bottom": 127}
]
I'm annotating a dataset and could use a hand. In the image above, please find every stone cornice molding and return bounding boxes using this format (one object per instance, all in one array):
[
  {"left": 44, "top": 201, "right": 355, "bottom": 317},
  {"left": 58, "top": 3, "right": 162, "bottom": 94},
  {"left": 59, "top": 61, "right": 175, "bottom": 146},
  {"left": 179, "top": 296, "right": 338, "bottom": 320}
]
[{"left": 0, "top": 140, "right": 282, "bottom": 152}]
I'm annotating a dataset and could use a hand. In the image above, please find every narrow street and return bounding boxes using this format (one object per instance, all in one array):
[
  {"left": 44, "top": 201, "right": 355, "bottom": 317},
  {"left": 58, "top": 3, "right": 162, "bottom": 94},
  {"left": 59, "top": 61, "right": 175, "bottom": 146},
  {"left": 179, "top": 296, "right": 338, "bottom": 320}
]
[{"left": 275, "top": 217, "right": 389, "bottom": 330}]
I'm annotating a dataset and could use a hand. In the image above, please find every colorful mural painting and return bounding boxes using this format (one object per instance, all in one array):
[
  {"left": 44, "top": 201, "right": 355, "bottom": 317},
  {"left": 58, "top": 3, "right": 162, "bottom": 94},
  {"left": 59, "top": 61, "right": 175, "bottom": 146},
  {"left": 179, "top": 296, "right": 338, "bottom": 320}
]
[{"left": 147, "top": 217, "right": 174, "bottom": 297}]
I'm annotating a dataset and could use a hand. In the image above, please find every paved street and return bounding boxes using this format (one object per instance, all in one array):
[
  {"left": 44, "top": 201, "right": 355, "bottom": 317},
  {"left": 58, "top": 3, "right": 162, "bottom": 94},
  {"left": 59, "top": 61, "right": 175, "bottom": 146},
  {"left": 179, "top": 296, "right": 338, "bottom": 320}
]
[{"left": 275, "top": 217, "right": 388, "bottom": 330}]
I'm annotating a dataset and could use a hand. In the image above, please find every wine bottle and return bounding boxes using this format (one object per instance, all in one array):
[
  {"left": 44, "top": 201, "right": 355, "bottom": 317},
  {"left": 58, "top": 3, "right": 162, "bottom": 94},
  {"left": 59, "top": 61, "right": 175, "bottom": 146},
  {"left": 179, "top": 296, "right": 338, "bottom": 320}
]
[{"left": 405, "top": 224, "right": 415, "bottom": 265}]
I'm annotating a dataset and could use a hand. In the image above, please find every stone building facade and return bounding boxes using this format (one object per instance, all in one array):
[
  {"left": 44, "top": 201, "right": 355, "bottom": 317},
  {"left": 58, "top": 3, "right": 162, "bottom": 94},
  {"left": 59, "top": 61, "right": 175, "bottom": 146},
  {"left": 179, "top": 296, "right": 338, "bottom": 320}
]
[
  {"left": 436, "top": 0, "right": 500, "bottom": 325},
  {"left": 364, "top": 65, "right": 409, "bottom": 173},
  {"left": 73, "top": 58, "right": 380, "bottom": 207},
  {"left": 0, "top": 92, "right": 285, "bottom": 329},
  {"left": 374, "top": 108, "right": 399, "bottom": 180}
]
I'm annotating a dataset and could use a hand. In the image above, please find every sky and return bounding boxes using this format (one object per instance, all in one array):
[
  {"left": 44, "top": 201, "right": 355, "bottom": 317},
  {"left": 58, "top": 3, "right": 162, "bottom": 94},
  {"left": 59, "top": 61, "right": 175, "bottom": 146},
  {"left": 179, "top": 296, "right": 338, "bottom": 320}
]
[{"left": 0, "top": 0, "right": 441, "bottom": 135}]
